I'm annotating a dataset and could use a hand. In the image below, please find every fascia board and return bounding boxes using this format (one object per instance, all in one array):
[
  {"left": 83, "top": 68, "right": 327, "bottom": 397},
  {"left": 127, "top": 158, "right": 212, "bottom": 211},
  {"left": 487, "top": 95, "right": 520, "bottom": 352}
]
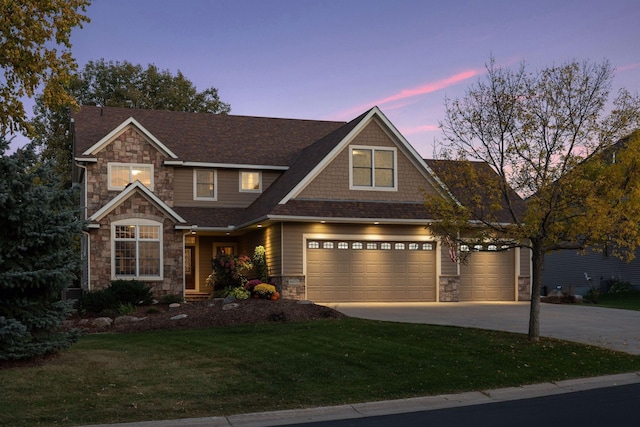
[
  {"left": 164, "top": 160, "right": 288, "bottom": 171},
  {"left": 89, "top": 181, "right": 186, "bottom": 223},
  {"left": 81, "top": 117, "right": 178, "bottom": 159}
]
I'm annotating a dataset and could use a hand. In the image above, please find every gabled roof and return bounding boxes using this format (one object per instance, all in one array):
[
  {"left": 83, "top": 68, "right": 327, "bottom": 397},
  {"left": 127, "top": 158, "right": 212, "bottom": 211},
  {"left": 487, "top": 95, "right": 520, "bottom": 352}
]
[
  {"left": 73, "top": 106, "right": 346, "bottom": 167},
  {"left": 89, "top": 181, "right": 187, "bottom": 224}
]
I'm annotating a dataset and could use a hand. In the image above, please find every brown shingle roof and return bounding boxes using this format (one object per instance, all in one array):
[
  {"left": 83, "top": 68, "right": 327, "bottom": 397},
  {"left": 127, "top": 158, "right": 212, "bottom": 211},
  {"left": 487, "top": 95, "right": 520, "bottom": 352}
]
[{"left": 72, "top": 106, "right": 346, "bottom": 166}]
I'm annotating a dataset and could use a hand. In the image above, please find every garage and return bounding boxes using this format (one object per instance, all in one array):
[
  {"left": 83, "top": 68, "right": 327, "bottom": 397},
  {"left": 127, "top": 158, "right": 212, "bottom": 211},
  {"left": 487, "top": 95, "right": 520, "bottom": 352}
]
[
  {"left": 306, "top": 239, "right": 436, "bottom": 302},
  {"left": 459, "top": 249, "right": 515, "bottom": 301}
]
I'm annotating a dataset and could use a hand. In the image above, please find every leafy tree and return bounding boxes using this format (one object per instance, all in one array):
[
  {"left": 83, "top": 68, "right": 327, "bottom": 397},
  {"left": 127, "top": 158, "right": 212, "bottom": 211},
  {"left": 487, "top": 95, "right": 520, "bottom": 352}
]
[
  {"left": 427, "top": 58, "right": 640, "bottom": 341},
  {"left": 0, "top": 0, "right": 90, "bottom": 135},
  {"left": 0, "top": 137, "right": 83, "bottom": 361},
  {"left": 31, "top": 59, "right": 231, "bottom": 185}
]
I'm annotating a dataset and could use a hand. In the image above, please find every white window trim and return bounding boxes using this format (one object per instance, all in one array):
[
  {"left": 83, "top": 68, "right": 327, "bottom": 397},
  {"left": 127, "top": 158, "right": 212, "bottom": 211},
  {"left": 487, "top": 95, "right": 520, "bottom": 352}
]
[
  {"left": 193, "top": 169, "right": 217, "bottom": 201},
  {"left": 239, "top": 170, "right": 262, "bottom": 193},
  {"left": 349, "top": 145, "right": 398, "bottom": 191},
  {"left": 111, "top": 218, "right": 163, "bottom": 281},
  {"left": 108, "top": 162, "right": 154, "bottom": 191}
]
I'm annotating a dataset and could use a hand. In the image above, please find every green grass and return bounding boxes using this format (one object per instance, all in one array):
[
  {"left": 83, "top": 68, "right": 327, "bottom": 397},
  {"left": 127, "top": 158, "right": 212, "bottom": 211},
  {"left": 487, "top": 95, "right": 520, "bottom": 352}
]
[
  {"left": 592, "top": 292, "right": 640, "bottom": 311},
  {"left": 2, "top": 318, "right": 640, "bottom": 427}
]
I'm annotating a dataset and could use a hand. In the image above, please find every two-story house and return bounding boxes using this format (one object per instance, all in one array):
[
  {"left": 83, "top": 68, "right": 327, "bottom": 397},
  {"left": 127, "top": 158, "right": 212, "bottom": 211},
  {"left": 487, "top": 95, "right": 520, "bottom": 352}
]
[{"left": 72, "top": 105, "right": 531, "bottom": 303}]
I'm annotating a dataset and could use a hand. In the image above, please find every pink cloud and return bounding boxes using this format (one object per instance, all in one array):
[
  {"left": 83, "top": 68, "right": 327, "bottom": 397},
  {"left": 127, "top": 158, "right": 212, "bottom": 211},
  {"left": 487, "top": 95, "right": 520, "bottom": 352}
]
[
  {"left": 617, "top": 63, "right": 640, "bottom": 72},
  {"left": 400, "top": 124, "right": 439, "bottom": 135},
  {"left": 329, "top": 68, "right": 483, "bottom": 120}
]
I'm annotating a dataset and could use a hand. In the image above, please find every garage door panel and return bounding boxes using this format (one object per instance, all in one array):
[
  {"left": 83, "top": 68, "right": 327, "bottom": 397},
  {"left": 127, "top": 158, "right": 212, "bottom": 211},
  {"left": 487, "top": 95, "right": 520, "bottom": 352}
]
[
  {"left": 460, "top": 251, "right": 515, "bottom": 301},
  {"left": 307, "top": 240, "right": 436, "bottom": 302}
]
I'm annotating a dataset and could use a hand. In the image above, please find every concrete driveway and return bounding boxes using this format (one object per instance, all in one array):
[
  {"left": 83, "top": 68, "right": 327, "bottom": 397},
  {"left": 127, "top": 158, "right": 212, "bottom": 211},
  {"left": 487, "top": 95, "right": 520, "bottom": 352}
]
[{"left": 326, "top": 302, "right": 640, "bottom": 355}]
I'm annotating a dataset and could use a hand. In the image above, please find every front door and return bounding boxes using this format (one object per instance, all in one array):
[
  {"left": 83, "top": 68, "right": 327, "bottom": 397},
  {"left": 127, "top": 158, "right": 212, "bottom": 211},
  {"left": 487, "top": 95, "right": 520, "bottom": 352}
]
[{"left": 185, "top": 246, "right": 196, "bottom": 290}]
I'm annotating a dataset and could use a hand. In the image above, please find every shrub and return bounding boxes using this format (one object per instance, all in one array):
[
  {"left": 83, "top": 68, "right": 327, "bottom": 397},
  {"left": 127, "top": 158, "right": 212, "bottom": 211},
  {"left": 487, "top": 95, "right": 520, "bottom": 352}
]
[
  {"left": 209, "top": 253, "right": 253, "bottom": 290},
  {"left": 80, "top": 288, "right": 118, "bottom": 313},
  {"left": 109, "top": 280, "right": 154, "bottom": 305},
  {"left": 584, "top": 288, "right": 600, "bottom": 304},
  {"left": 80, "top": 280, "right": 154, "bottom": 313},
  {"left": 117, "top": 303, "right": 135, "bottom": 315},
  {"left": 159, "top": 294, "right": 184, "bottom": 304},
  {"left": 252, "top": 245, "right": 269, "bottom": 283},
  {"left": 253, "top": 283, "right": 277, "bottom": 299},
  {"left": 225, "top": 286, "right": 250, "bottom": 300},
  {"left": 606, "top": 279, "right": 633, "bottom": 294}
]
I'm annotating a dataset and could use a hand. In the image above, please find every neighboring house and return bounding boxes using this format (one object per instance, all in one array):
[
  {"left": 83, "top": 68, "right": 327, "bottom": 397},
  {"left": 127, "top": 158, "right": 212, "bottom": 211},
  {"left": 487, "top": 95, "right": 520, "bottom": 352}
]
[
  {"left": 72, "top": 105, "right": 531, "bottom": 302},
  {"left": 542, "top": 130, "right": 640, "bottom": 296}
]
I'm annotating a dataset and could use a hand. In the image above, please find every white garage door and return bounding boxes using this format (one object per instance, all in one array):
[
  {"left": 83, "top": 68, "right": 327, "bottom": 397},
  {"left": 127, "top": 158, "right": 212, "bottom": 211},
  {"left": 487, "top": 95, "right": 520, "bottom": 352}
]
[
  {"left": 306, "top": 240, "right": 436, "bottom": 302},
  {"left": 460, "top": 250, "right": 515, "bottom": 301}
]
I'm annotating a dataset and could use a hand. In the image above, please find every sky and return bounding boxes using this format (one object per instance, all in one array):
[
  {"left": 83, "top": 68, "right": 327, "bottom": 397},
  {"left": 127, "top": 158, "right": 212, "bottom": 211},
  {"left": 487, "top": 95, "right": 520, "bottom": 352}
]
[{"left": 14, "top": 0, "right": 640, "bottom": 157}]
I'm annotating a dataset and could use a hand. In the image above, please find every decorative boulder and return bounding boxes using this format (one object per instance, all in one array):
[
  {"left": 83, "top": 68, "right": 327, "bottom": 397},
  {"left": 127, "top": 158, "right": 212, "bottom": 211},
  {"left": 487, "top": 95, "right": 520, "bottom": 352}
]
[
  {"left": 222, "top": 303, "right": 239, "bottom": 311},
  {"left": 91, "top": 317, "right": 113, "bottom": 328},
  {"left": 170, "top": 314, "right": 188, "bottom": 320}
]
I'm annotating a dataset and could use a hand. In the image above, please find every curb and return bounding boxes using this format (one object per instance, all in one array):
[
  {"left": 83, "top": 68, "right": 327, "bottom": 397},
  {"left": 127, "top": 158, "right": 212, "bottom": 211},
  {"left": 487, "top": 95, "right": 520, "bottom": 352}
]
[{"left": 77, "top": 372, "right": 640, "bottom": 427}]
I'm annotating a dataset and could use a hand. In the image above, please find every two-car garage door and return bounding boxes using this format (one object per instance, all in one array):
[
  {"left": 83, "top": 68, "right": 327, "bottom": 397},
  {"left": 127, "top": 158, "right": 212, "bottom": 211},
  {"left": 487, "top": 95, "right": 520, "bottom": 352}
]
[{"left": 306, "top": 239, "right": 436, "bottom": 302}]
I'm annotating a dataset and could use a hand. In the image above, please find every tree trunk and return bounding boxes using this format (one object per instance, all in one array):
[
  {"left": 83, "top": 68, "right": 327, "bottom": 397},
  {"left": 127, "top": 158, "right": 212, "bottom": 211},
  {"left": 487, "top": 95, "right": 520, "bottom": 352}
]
[{"left": 528, "top": 240, "right": 545, "bottom": 342}]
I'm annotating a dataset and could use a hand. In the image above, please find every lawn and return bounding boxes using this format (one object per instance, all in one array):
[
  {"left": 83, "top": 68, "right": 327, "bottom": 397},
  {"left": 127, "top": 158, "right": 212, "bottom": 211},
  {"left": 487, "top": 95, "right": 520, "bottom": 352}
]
[
  {"left": 2, "top": 318, "right": 640, "bottom": 427},
  {"left": 591, "top": 292, "right": 640, "bottom": 311}
]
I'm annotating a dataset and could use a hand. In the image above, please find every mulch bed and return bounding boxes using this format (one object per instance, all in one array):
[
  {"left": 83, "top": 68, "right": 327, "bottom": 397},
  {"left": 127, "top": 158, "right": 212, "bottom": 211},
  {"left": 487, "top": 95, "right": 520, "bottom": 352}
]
[{"left": 64, "top": 298, "right": 346, "bottom": 334}]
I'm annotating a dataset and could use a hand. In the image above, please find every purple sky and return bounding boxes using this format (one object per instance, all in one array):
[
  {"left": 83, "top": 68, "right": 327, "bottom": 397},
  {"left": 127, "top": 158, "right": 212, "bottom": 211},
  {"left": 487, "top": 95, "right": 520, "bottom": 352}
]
[{"left": 16, "top": 0, "right": 640, "bottom": 157}]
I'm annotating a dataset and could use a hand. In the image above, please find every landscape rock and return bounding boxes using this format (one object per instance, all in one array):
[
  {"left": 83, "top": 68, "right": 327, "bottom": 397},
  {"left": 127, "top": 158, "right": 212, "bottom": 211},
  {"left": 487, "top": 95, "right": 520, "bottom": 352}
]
[
  {"left": 169, "top": 303, "right": 181, "bottom": 308},
  {"left": 91, "top": 317, "right": 113, "bottom": 328},
  {"left": 171, "top": 314, "right": 188, "bottom": 320},
  {"left": 114, "top": 316, "right": 146, "bottom": 326},
  {"left": 222, "top": 303, "right": 239, "bottom": 311}
]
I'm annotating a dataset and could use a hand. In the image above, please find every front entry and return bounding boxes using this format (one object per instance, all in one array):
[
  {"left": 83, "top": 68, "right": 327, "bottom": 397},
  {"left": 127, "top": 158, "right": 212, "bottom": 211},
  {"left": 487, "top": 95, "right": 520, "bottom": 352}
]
[{"left": 185, "top": 246, "right": 196, "bottom": 290}]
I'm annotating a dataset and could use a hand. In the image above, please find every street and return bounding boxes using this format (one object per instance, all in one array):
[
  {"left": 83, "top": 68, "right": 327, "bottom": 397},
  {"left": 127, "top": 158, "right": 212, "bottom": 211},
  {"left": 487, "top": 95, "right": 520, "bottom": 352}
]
[{"left": 284, "top": 383, "right": 640, "bottom": 427}]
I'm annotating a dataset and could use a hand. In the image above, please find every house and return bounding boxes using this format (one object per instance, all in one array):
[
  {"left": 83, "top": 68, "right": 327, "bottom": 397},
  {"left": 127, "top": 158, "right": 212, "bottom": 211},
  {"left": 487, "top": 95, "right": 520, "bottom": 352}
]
[
  {"left": 72, "top": 105, "right": 532, "bottom": 303},
  {"left": 541, "top": 130, "right": 640, "bottom": 296}
]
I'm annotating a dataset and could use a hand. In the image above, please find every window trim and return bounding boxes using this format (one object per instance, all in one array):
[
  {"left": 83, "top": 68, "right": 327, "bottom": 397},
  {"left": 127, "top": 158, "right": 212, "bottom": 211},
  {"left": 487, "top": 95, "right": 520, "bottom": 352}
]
[
  {"left": 349, "top": 145, "right": 397, "bottom": 191},
  {"left": 108, "top": 162, "right": 154, "bottom": 191},
  {"left": 111, "top": 218, "right": 163, "bottom": 281},
  {"left": 193, "top": 169, "right": 217, "bottom": 201},
  {"left": 239, "top": 170, "right": 262, "bottom": 193}
]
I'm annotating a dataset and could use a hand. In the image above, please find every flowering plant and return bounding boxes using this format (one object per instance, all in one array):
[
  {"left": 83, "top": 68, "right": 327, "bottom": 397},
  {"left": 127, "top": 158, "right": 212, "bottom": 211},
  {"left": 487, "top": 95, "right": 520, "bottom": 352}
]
[
  {"left": 208, "top": 253, "right": 253, "bottom": 290},
  {"left": 253, "top": 283, "right": 278, "bottom": 299}
]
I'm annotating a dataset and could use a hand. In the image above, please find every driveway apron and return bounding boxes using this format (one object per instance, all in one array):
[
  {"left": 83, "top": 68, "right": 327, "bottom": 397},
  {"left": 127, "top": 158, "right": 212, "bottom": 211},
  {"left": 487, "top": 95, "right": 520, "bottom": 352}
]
[{"left": 327, "top": 302, "right": 640, "bottom": 355}]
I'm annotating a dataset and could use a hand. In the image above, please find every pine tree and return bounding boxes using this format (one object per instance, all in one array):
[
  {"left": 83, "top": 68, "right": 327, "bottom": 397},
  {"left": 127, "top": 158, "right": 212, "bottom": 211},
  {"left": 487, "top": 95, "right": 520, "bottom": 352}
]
[{"left": 0, "top": 138, "right": 82, "bottom": 361}]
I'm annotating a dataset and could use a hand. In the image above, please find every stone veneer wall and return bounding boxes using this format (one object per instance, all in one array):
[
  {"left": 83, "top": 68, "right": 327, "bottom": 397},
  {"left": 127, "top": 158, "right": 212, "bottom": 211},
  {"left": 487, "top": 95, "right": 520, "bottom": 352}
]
[
  {"left": 272, "top": 276, "right": 306, "bottom": 300},
  {"left": 518, "top": 276, "right": 531, "bottom": 301},
  {"left": 89, "top": 194, "right": 183, "bottom": 297},
  {"left": 439, "top": 275, "right": 460, "bottom": 302},
  {"left": 85, "top": 127, "right": 174, "bottom": 217}
]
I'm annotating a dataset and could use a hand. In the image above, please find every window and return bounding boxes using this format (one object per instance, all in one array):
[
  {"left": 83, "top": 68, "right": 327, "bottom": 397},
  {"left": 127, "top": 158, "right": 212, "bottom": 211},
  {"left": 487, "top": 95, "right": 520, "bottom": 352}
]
[
  {"left": 323, "top": 241, "right": 334, "bottom": 249},
  {"left": 240, "top": 171, "right": 262, "bottom": 192},
  {"left": 108, "top": 163, "right": 153, "bottom": 190},
  {"left": 194, "top": 169, "right": 216, "bottom": 200},
  {"left": 352, "top": 242, "right": 363, "bottom": 249},
  {"left": 366, "top": 242, "right": 377, "bottom": 250},
  {"left": 422, "top": 243, "right": 434, "bottom": 251},
  {"left": 338, "top": 242, "right": 349, "bottom": 249},
  {"left": 112, "top": 220, "right": 162, "bottom": 279},
  {"left": 350, "top": 147, "right": 397, "bottom": 190},
  {"left": 394, "top": 243, "right": 405, "bottom": 250},
  {"left": 308, "top": 241, "right": 320, "bottom": 249},
  {"left": 409, "top": 243, "right": 420, "bottom": 250},
  {"left": 381, "top": 243, "right": 391, "bottom": 250}
]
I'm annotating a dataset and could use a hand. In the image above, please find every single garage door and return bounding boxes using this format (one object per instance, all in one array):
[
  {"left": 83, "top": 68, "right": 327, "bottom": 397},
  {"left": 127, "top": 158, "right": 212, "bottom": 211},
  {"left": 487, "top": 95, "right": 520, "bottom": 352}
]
[
  {"left": 306, "top": 240, "right": 436, "bottom": 302},
  {"left": 460, "top": 249, "right": 515, "bottom": 301}
]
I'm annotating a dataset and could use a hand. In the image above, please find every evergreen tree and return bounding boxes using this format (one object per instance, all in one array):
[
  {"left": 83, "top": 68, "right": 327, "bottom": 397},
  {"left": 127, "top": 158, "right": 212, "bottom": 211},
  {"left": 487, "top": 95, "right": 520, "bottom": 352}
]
[{"left": 0, "top": 137, "right": 82, "bottom": 361}]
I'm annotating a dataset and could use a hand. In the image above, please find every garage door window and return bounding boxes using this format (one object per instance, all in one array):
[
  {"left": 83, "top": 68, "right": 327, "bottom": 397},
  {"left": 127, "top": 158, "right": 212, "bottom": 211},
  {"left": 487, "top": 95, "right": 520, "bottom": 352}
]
[
  {"left": 366, "top": 243, "right": 377, "bottom": 250},
  {"left": 323, "top": 241, "right": 334, "bottom": 249},
  {"left": 308, "top": 241, "right": 320, "bottom": 249},
  {"left": 352, "top": 242, "right": 363, "bottom": 249},
  {"left": 338, "top": 242, "right": 349, "bottom": 249},
  {"left": 422, "top": 243, "right": 433, "bottom": 250}
]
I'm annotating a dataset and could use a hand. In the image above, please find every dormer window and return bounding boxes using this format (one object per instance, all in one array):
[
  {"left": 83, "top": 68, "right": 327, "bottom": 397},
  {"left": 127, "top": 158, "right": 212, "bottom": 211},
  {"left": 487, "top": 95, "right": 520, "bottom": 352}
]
[
  {"left": 240, "top": 171, "right": 262, "bottom": 192},
  {"left": 350, "top": 146, "right": 397, "bottom": 190},
  {"left": 108, "top": 163, "right": 153, "bottom": 190}
]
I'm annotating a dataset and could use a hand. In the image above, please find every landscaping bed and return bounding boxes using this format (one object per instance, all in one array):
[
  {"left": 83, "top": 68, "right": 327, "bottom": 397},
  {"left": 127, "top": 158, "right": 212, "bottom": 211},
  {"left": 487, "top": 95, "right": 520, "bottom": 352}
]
[{"left": 63, "top": 298, "right": 345, "bottom": 334}]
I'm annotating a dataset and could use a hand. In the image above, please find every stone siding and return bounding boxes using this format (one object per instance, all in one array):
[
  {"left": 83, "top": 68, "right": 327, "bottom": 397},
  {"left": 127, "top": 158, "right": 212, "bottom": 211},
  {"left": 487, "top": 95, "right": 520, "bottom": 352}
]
[
  {"left": 89, "top": 193, "right": 183, "bottom": 297},
  {"left": 272, "top": 276, "right": 306, "bottom": 300},
  {"left": 439, "top": 275, "right": 460, "bottom": 302},
  {"left": 518, "top": 276, "right": 531, "bottom": 301}
]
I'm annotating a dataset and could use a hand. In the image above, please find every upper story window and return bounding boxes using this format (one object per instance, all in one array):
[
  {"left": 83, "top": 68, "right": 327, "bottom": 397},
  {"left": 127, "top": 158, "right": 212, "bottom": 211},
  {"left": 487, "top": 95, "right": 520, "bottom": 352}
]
[
  {"left": 240, "top": 171, "right": 262, "bottom": 192},
  {"left": 108, "top": 163, "right": 153, "bottom": 190},
  {"left": 350, "top": 146, "right": 397, "bottom": 190},
  {"left": 194, "top": 169, "right": 217, "bottom": 200}
]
